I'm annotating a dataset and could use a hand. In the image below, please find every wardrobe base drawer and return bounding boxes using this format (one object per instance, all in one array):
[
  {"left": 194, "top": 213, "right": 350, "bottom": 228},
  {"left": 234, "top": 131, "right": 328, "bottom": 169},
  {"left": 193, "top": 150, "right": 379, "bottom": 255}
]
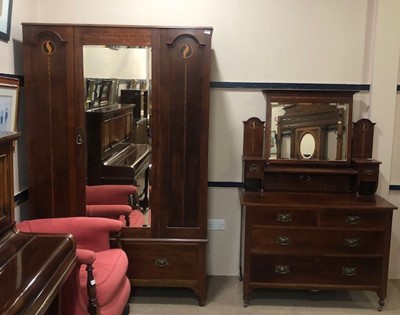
[
  {"left": 121, "top": 239, "right": 207, "bottom": 306},
  {"left": 122, "top": 240, "right": 206, "bottom": 280}
]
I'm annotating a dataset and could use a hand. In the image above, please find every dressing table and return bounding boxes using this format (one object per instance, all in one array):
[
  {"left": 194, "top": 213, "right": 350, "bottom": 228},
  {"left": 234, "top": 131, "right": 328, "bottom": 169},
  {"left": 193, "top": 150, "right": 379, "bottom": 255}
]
[{"left": 240, "top": 90, "right": 397, "bottom": 310}]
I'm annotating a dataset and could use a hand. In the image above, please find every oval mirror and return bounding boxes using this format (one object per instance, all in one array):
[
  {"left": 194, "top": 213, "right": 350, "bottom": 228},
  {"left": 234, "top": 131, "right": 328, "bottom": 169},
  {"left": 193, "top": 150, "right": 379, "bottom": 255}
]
[{"left": 300, "top": 133, "right": 315, "bottom": 159}]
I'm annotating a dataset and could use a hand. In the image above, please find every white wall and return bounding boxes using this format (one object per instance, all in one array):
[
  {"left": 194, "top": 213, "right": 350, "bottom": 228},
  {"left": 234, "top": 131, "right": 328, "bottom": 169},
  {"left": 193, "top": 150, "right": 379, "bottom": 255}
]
[
  {"left": 0, "top": 0, "right": 38, "bottom": 74},
  {"left": 6, "top": 0, "right": 399, "bottom": 278},
  {"left": 0, "top": 0, "right": 38, "bottom": 221},
  {"left": 368, "top": 0, "right": 400, "bottom": 280}
]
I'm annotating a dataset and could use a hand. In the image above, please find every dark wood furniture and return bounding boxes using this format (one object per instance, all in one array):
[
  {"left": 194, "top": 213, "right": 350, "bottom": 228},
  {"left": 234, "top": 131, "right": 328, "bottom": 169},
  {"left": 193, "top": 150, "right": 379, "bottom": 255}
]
[
  {"left": 0, "top": 132, "right": 76, "bottom": 315},
  {"left": 22, "top": 24, "right": 212, "bottom": 305},
  {"left": 240, "top": 90, "right": 397, "bottom": 310}
]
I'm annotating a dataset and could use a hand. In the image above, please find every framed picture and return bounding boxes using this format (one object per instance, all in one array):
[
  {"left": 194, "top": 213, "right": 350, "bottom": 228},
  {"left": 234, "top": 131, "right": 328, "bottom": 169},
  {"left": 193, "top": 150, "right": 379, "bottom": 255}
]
[
  {"left": 0, "top": 76, "right": 19, "bottom": 132},
  {"left": 0, "top": 0, "right": 13, "bottom": 41},
  {"left": 270, "top": 130, "right": 277, "bottom": 154},
  {"left": 99, "top": 80, "right": 112, "bottom": 106}
]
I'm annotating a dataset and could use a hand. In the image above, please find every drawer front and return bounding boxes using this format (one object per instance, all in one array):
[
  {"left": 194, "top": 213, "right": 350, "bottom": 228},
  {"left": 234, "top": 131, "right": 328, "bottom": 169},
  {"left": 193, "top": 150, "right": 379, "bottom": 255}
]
[
  {"left": 244, "top": 161, "right": 264, "bottom": 179},
  {"left": 123, "top": 241, "right": 203, "bottom": 280},
  {"left": 352, "top": 162, "right": 380, "bottom": 182},
  {"left": 247, "top": 207, "right": 317, "bottom": 227},
  {"left": 251, "top": 228, "right": 384, "bottom": 255},
  {"left": 358, "top": 165, "right": 379, "bottom": 182},
  {"left": 264, "top": 173, "right": 352, "bottom": 193},
  {"left": 250, "top": 255, "right": 382, "bottom": 286},
  {"left": 319, "top": 210, "right": 388, "bottom": 228}
]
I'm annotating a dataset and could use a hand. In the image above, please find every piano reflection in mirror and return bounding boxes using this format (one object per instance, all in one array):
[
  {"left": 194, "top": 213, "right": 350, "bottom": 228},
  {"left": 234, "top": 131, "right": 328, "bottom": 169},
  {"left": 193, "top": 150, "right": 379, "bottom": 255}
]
[{"left": 86, "top": 103, "right": 151, "bottom": 208}]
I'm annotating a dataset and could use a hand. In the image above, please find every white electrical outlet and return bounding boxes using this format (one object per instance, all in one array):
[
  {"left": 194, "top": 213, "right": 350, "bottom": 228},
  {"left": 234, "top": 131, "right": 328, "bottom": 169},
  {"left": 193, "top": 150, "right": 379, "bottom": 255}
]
[{"left": 208, "top": 219, "right": 225, "bottom": 230}]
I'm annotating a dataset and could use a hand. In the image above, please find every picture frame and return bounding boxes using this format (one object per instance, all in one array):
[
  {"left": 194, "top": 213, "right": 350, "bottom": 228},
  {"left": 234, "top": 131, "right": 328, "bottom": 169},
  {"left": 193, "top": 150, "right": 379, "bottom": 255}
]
[
  {"left": 270, "top": 130, "right": 277, "bottom": 154},
  {"left": 0, "top": 0, "right": 13, "bottom": 42},
  {"left": 0, "top": 76, "right": 19, "bottom": 132},
  {"left": 99, "top": 80, "right": 112, "bottom": 107}
]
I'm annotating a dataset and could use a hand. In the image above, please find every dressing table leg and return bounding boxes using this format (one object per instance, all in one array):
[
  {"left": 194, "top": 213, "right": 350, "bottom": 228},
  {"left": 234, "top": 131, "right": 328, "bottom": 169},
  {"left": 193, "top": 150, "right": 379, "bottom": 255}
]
[
  {"left": 378, "top": 299, "right": 385, "bottom": 311},
  {"left": 243, "top": 295, "right": 249, "bottom": 307}
]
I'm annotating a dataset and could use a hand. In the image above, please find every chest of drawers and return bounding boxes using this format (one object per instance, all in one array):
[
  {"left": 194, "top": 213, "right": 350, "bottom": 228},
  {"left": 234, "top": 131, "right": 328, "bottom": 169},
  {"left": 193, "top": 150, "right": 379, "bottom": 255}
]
[{"left": 240, "top": 191, "right": 396, "bottom": 310}]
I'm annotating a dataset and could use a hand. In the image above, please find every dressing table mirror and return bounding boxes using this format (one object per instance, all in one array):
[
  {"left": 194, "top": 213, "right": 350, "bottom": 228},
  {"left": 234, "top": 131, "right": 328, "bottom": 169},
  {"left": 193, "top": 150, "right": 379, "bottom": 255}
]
[
  {"left": 22, "top": 23, "right": 213, "bottom": 305},
  {"left": 265, "top": 90, "right": 353, "bottom": 164},
  {"left": 240, "top": 89, "right": 397, "bottom": 310}
]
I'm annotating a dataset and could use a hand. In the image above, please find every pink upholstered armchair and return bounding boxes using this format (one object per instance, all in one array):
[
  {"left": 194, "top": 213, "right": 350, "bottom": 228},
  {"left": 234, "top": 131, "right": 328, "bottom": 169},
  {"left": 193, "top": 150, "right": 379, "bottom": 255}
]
[
  {"left": 16, "top": 217, "right": 130, "bottom": 315},
  {"left": 86, "top": 185, "right": 144, "bottom": 227}
]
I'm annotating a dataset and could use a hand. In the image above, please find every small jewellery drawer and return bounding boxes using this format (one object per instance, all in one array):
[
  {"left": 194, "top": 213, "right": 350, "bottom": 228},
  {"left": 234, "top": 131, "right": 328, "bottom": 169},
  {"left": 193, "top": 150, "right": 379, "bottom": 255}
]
[
  {"left": 244, "top": 161, "right": 264, "bottom": 179},
  {"left": 124, "top": 241, "right": 202, "bottom": 280},
  {"left": 351, "top": 160, "right": 380, "bottom": 182},
  {"left": 358, "top": 164, "right": 379, "bottom": 182},
  {"left": 247, "top": 207, "right": 317, "bottom": 226},
  {"left": 250, "top": 255, "right": 382, "bottom": 286},
  {"left": 319, "top": 210, "right": 388, "bottom": 228},
  {"left": 251, "top": 228, "right": 384, "bottom": 255}
]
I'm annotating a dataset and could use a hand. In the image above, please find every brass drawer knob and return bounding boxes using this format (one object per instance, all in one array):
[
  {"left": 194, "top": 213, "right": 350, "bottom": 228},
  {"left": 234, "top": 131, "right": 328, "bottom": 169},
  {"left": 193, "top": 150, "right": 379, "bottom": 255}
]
[
  {"left": 249, "top": 164, "right": 259, "bottom": 173},
  {"left": 277, "top": 213, "right": 292, "bottom": 223},
  {"left": 277, "top": 236, "right": 291, "bottom": 246},
  {"left": 344, "top": 238, "right": 360, "bottom": 248},
  {"left": 274, "top": 265, "right": 290, "bottom": 275},
  {"left": 342, "top": 267, "right": 357, "bottom": 277},
  {"left": 345, "top": 215, "right": 360, "bottom": 225},
  {"left": 154, "top": 257, "right": 170, "bottom": 268}
]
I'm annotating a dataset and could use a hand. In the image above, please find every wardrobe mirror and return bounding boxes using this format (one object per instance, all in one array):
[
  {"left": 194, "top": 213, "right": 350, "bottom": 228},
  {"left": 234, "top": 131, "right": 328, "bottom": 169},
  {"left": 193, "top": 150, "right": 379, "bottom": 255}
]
[{"left": 83, "top": 45, "right": 152, "bottom": 228}]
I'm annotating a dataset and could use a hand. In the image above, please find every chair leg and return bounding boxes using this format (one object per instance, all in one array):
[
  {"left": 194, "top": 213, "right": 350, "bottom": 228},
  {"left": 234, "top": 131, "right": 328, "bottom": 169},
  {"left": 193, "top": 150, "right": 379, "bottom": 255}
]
[
  {"left": 125, "top": 214, "right": 130, "bottom": 227},
  {"left": 86, "top": 264, "right": 100, "bottom": 315},
  {"left": 129, "top": 193, "right": 141, "bottom": 210}
]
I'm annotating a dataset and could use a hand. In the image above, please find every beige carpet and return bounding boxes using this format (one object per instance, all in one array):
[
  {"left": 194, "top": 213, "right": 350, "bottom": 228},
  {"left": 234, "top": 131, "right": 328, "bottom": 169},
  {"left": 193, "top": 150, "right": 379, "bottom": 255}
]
[{"left": 129, "top": 276, "right": 400, "bottom": 314}]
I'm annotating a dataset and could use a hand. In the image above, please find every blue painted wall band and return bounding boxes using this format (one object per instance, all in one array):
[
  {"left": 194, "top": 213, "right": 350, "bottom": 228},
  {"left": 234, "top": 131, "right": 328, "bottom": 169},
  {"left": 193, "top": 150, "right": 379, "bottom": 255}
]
[
  {"left": 208, "top": 181, "right": 243, "bottom": 188},
  {"left": 210, "top": 81, "right": 370, "bottom": 91}
]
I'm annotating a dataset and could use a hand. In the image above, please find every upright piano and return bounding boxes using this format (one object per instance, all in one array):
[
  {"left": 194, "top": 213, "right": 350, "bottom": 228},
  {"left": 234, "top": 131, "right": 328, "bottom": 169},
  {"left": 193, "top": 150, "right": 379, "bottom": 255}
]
[
  {"left": 86, "top": 104, "right": 151, "bottom": 186},
  {"left": 0, "top": 132, "right": 76, "bottom": 314}
]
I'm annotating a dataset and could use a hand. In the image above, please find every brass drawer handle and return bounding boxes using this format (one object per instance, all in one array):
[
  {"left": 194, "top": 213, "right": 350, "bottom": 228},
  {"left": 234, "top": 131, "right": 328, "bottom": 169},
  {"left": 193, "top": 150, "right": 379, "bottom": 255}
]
[
  {"left": 344, "top": 238, "right": 360, "bottom": 248},
  {"left": 154, "top": 258, "right": 170, "bottom": 268},
  {"left": 299, "top": 175, "right": 311, "bottom": 182},
  {"left": 363, "top": 169, "right": 374, "bottom": 176},
  {"left": 277, "top": 236, "right": 291, "bottom": 246},
  {"left": 275, "top": 265, "right": 290, "bottom": 275},
  {"left": 345, "top": 215, "right": 360, "bottom": 225},
  {"left": 276, "top": 213, "right": 292, "bottom": 223},
  {"left": 342, "top": 267, "right": 357, "bottom": 277}
]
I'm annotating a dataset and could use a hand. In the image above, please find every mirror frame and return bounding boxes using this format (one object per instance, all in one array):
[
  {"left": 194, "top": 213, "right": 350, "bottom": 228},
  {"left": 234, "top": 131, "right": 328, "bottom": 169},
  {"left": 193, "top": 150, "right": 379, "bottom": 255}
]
[{"left": 263, "top": 89, "right": 357, "bottom": 166}]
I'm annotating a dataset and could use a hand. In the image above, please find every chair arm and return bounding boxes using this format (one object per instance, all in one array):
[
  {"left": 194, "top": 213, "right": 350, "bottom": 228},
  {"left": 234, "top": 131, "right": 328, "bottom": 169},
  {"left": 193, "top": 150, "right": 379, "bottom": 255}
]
[
  {"left": 86, "top": 204, "right": 132, "bottom": 218},
  {"left": 76, "top": 248, "right": 96, "bottom": 265},
  {"left": 16, "top": 217, "right": 123, "bottom": 252}
]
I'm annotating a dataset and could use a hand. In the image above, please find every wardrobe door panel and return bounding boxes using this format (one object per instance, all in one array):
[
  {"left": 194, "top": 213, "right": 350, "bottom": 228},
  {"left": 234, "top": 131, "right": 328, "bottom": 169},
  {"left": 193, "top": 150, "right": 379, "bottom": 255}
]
[
  {"left": 157, "top": 28, "right": 212, "bottom": 239},
  {"left": 23, "top": 25, "right": 86, "bottom": 218}
]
